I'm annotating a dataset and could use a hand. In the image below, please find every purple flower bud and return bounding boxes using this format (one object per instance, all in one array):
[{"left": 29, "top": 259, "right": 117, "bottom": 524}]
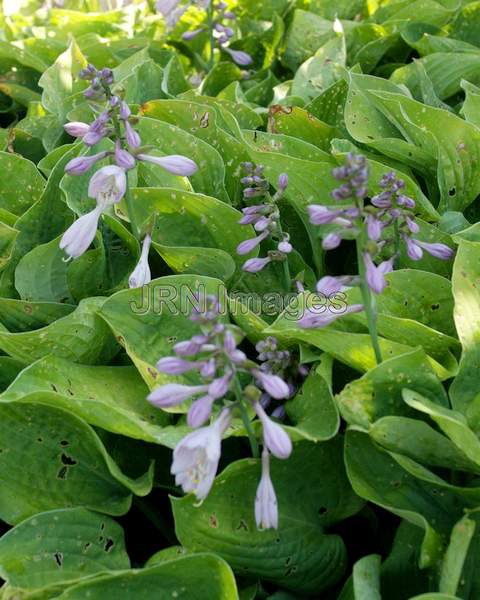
[
  {"left": 242, "top": 256, "right": 271, "bottom": 273},
  {"left": 316, "top": 275, "right": 352, "bottom": 296},
  {"left": 182, "top": 28, "right": 205, "bottom": 40},
  {"left": 147, "top": 383, "right": 209, "bottom": 407},
  {"left": 64, "top": 121, "right": 90, "bottom": 137},
  {"left": 119, "top": 102, "right": 131, "bottom": 120},
  {"left": 200, "top": 358, "right": 216, "bottom": 378},
  {"left": 366, "top": 214, "right": 382, "bottom": 241},
  {"left": 223, "top": 10, "right": 236, "bottom": 18},
  {"left": 254, "top": 216, "right": 271, "bottom": 232},
  {"left": 59, "top": 206, "right": 103, "bottom": 260},
  {"left": 277, "top": 240, "right": 292, "bottom": 254},
  {"left": 137, "top": 153, "right": 197, "bottom": 176},
  {"left": 174, "top": 339, "right": 202, "bottom": 356},
  {"left": 271, "top": 405, "right": 286, "bottom": 419},
  {"left": 413, "top": 240, "right": 454, "bottom": 260},
  {"left": 110, "top": 95, "right": 120, "bottom": 107},
  {"left": 187, "top": 395, "right": 215, "bottom": 427},
  {"left": 64, "top": 151, "right": 108, "bottom": 175},
  {"left": 322, "top": 233, "right": 342, "bottom": 250},
  {"left": 298, "top": 303, "right": 364, "bottom": 329},
  {"left": 156, "top": 357, "right": 199, "bottom": 375},
  {"left": 404, "top": 236, "right": 423, "bottom": 261},
  {"left": 124, "top": 121, "right": 141, "bottom": 148},
  {"left": 364, "top": 253, "right": 392, "bottom": 295},
  {"left": 278, "top": 173, "right": 288, "bottom": 191},
  {"left": 397, "top": 194, "right": 415, "bottom": 209},
  {"left": 224, "top": 48, "right": 253, "bottom": 66},
  {"left": 371, "top": 191, "right": 392, "bottom": 208},
  {"left": 254, "top": 402, "right": 292, "bottom": 458},
  {"left": 114, "top": 141, "right": 136, "bottom": 170},
  {"left": 308, "top": 205, "right": 344, "bottom": 225},
  {"left": 405, "top": 216, "right": 419, "bottom": 233},
  {"left": 237, "top": 232, "right": 269, "bottom": 256},
  {"left": 255, "top": 448, "right": 278, "bottom": 529},
  {"left": 253, "top": 370, "right": 289, "bottom": 400},
  {"left": 82, "top": 127, "right": 109, "bottom": 146},
  {"left": 224, "top": 330, "right": 237, "bottom": 353},
  {"left": 239, "top": 213, "right": 259, "bottom": 225},
  {"left": 208, "top": 372, "right": 232, "bottom": 399}
]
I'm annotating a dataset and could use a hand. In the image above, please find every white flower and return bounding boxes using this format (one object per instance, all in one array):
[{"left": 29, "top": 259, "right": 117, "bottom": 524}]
[
  {"left": 255, "top": 448, "right": 278, "bottom": 529},
  {"left": 129, "top": 234, "right": 152, "bottom": 289},
  {"left": 88, "top": 165, "right": 127, "bottom": 207},
  {"left": 59, "top": 206, "right": 103, "bottom": 260},
  {"left": 171, "top": 408, "right": 231, "bottom": 500}
]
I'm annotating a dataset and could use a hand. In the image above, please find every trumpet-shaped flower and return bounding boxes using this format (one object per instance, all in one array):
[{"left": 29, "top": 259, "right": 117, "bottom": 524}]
[
  {"left": 59, "top": 206, "right": 103, "bottom": 260},
  {"left": 171, "top": 409, "right": 231, "bottom": 500},
  {"left": 255, "top": 448, "right": 278, "bottom": 529}
]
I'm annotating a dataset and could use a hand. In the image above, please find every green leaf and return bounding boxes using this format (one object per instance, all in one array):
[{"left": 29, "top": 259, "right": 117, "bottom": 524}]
[
  {"left": 0, "top": 151, "right": 45, "bottom": 217},
  {"left": 0, "top": 508, "right": 129, "bottom": 593},
  {"left": 0, "top": 402, "right": 153, "bottom": 524},
  {"left": 99, "top": 275, "right": 226, "bottom": 389},
  {"left": 344, "top": 429, "right": 460, "bottom": 567},
  {"left": 353, "top": 554, "right": 382, "bottom": 600},
  {"left": 0, "top": 297, "right": 118, "bottom": 365},
  {"left": 39, "top": 39, "right": 88, "bottom": 120},
  {"left": 449, "top": 240, "right": 480, "bottom": 420},
  {"left": 137, "top": 117, "right": 229, "bottom": 202},
  {"left": 335, "top": 348, "right": 448, "bottom": 429},
  {"left": 291, "top": 32, "right": 346, "bottom": 102},
  {"left": 172, "top": 439, "right": 363, "bottom": 595},
  {"left": 56, "top": 554, "right": 239, "bottom": 600},
  {"left": 285, "top": 359, "right": 339, "bottom": 442},
  {"left": 15, "top": 235, "right": 74, "bottom": 303},
  {"left": 0, "top": 355, "right": 172, "bottom": 444},
  {"left": 283, "top": 10, "right": 336, "bottom": 71},
  {"left": 439, "top": 514, "right": 476, "bottom": 597},
  {"left": 127, "top": 187, "right": 255, "bottom": 279}
]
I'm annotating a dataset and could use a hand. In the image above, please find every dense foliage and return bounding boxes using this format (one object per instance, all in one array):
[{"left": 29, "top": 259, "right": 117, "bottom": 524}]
[{"left": 1, "top": 0, "right": 480, "bottom": 598}]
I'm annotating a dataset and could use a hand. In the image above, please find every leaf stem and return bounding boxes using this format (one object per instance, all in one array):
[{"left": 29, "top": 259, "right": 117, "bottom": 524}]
[
  {"left": 356, "top": 237, "right": 383, "bottom": 365},
  {"left": 233, "top": 377, "right": 259, "bottom": 458}
]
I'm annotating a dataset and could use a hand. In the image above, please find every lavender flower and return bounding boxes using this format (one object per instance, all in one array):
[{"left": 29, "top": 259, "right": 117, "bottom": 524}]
[
  {"left": 88, "top": 165, "right": 126, "bottom": 207},
  {"left": 237, "top": 166, "right": 291, "bottom": 274},
  {"left": 299, "top": 303, "right": 364, "bottom": 329},
  {"left": 255, "top": 448, "right": 278, "bottom": 529},
  {"left": 254, "top": 402, "right": 292, "bottom": 458},
  {"left": 137, "top": 153, "right": 197, "bottom": 176},
  {"left": 224, "top": 48, "right": 253, "bottom": 66},
  {"left": 59, "top": 206, "right": 103, "bottom": 261},
  {"left": 129, "top": 234, "right": 152, "bottom": 289},
  {"left": 146, "top": 294, "right": 294, "bottom": 523},
  {"left": 64, "top": 151, "right": 109, "bottom": 175},
  {"left": 171, "top": 408, "right": 231, "bottom": 500}
]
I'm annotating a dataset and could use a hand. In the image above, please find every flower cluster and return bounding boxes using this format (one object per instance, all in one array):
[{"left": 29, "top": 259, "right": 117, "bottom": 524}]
[
  {"left": 237, "top": 164, "right": 291, "bottom": 274},
  {"left": 299, "top": 153, "right": 454, "bottom": 330},
  {"left": 148, "top": 295, "right": 293, "bottom": 529},
  {"left": 59, "top": 64, "right": 197, "bottom": 286},
  {"left": 159, "top": 0, "right": 252, "bottom": 67}
]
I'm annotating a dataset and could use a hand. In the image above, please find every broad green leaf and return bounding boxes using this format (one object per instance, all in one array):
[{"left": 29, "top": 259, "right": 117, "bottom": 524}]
[
  {"left": 0, "top": 298, "right": 74, "bottom": 331},
  {"left": 56, "top": 554, "right": 239, "bottom": 600},
  {"left": 137, "top": 117, "right": 229, "bottom": 202},
  {"left": 268, "top": 105, "right": 336, "bottom": 153},
  {"left": 345, "top": 429, "right": 460, "bottom": 567},
  {"left": 0, "top": 402, "right": 153, "bottom": 524},
  {"left": 99, "top": 275, "right": 226, "bottom": 389},
  {"left": 449, "top": 240, "right": 480, "bottom": 420},
  {"left": 140, "top": 99, "right": 249, "bottom": 202},
  {"left": 0, "top": 297, "right": 118, "bottom": 365},
  {"left": 461, "top": 79, "right": 480, "bottom": 127},
  {"left": 439, "top": 514, "right": 476, "bottom": 597},
  {"left": 0, "top": 355, "right": 172, "bottom": 444},
  {"left": 353, "top": 554, "right": 382, "bottom": 600},
  {"left": 0, "top": 508, "right": 129, "bottom": 593},
  {"left": 0, "top": 151, "right": 45, "bottom": 216},
  {"left": 285, "top": 361, "right": 339, "bottom": 442},
  {"left": 370, "top": 90, "right": 480, "bottom": 212},
  {"left": 39, "top": 39, "right": 88, "bottom": 120},
  {"left": 283, "top": 10, "right": 337, "bottom": 70},
  {"left": 0, "top": 221, "right": 17, "bottom": 272},
  {"left": 291, "top": 32, "right": 346, "bottom": 102},
  {"left": 127, "top": 187, "right": 256, "bottom": 278},
  {"left": 15, "top": 235, "right": 74, "bottom": 303},
  {"left": 172, "top": 440, "right": 363, "bottom": 595},
  {"left": 370, "top": 417, "right": 479, "bottom": 473},
  {"left": 335, "top": 348, "right": 448, "bottom": 429}
]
